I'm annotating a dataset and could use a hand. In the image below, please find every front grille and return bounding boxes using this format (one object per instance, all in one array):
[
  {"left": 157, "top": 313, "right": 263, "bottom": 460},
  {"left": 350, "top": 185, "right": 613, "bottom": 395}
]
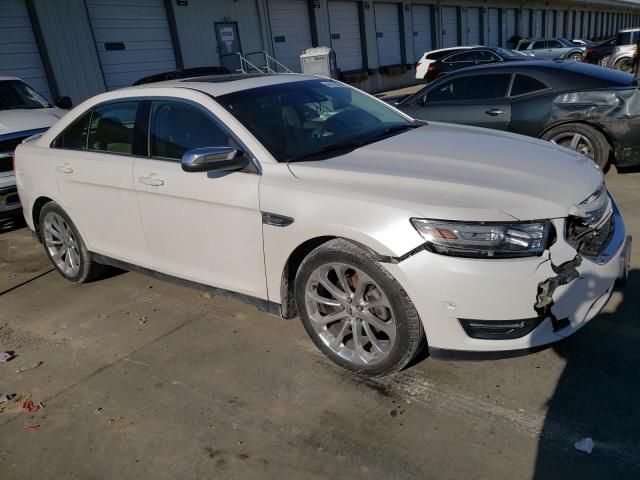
[
  {"left": 566, "top": 212, "right": 615, "bottom": 258},
  {"left": 0, "top": 135, "right": 28, "bottom": 173}
]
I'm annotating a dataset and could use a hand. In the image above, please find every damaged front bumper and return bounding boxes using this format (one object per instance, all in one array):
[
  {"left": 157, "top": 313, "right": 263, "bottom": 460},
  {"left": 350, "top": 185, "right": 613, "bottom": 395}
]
[{"left": 383, "top": 198, "right": 629, "bottom": 355}]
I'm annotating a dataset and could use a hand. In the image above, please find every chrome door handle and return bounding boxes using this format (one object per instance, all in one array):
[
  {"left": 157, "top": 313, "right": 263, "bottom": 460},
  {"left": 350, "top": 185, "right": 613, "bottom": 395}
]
[
  {"left": 56, "top": 165, "right": 73, "bottom": 174},
  {"left": 485, "top": 109, "right": 504, "bottom": 116},
  {"left": 138, "top": 176, "right": 164, "bottom": 186}
]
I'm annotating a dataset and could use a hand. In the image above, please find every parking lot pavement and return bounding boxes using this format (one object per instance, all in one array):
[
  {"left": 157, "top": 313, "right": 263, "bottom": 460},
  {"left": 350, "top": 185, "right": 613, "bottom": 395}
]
[{"left": 1, "top": 169, "right": 639, "bottom": 480}]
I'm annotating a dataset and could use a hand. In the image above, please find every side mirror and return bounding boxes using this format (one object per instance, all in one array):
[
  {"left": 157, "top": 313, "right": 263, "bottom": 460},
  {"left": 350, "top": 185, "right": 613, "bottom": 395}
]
[
  {"left": 181, "top": 146, "right": 250, "bottom": 173},
  {"left": 55, "top": 96, "right": 72, "bottom": 109}
]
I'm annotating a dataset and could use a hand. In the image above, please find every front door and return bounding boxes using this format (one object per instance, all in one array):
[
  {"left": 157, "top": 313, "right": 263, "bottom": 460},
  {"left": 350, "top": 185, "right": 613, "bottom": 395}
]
[
  {"left": 132, "top": 98, "right": 266, "bottom": 299},
  {"left": 215, "top": 22, "right": 242, "bottom": 73},
  {"left": 404, "top": 73, "right": 512, "bottom": 130},
  {"left": 52, "top": 100, "right": 151, "bottom": 267}
]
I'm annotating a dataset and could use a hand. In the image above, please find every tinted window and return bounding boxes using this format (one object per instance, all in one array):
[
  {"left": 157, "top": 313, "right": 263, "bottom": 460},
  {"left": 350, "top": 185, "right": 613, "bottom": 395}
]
[
  {"left": 426, "top": 74, "right": 512, "bottom": 102},
  {"left": 510, "top": 75, "right": 548, "bottom": 96},
  {"left": 616, "top": 31, "right": 639, "bottom": 45},
  {"left": 517, "top": 41, "right": 531, "bottom": 50},
  {"left": 531, "top": 41, "right": 546, "bottom": 49},
  {"left": 426, "top": 49, "right": 466, "bottom": 60},
  {"left": 150, "top": 101, "right": 235, "bottom": 161},
  {"left": 547, "top": 40, "right": 563, "bottom": 48},
  {"left": 475, "top": 50, "right": 500, "bottom": 61},
  {"left": 446, "top": 51, "right": 477, "bottom": 62},
  {"left": 87, "top": 102, "right": 139, "bottom": 154},
  {"left": 53, "top": 111, "right": 92, "bottom": 150}
]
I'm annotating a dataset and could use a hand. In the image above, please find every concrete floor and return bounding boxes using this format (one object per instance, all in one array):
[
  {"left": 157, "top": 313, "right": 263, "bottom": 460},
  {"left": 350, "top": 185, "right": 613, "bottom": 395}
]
[{"left": 0, "top": 168, "right": 639, "bottom": 480}]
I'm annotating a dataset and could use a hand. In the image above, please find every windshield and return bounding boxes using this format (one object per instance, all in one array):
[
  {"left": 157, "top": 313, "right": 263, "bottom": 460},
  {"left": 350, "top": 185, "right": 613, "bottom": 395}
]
[
  {"left": 217, "top": 79, "right": 413, "bottom": 162},
  {"left": 494, "top": 48, "right": 521, "bottom": 59},
  {"left": 0, "top": 80, "right": 51, "bottom": 111}
]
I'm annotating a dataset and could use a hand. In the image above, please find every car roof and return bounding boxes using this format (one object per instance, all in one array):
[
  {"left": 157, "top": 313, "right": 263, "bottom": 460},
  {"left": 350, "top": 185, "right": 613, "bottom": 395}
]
[
  {"left": 429, "top": 59, "right": 636, "bottom": 87},
  {"left": 126, "top": 73, "right": 321, "bottom": 97}
]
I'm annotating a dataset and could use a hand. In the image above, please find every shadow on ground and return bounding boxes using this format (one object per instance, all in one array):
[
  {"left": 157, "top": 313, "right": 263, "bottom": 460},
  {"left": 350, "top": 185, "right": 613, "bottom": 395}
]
[{"left": 534, "top": 269, "right": 640, "bottom": 479}]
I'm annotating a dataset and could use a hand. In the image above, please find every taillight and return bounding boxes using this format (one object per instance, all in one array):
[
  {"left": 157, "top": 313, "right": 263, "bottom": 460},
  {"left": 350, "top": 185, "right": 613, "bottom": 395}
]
[
  {"left": 427, "top": 63, "right": 437, "bottom": 73},
  {"left": 587, "top": 48, "right": 595, "bottom": 55}
]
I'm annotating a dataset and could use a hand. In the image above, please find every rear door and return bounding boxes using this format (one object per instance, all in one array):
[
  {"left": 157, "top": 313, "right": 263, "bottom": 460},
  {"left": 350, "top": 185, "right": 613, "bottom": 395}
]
[
  {"left": 404, "top": 73, "right": 512, "bottom": 130},
  {"left": 50, "top": 100, "right": 151, "bottom": 266},
  {"left": 529, "top": 40, "right": 552, "bottom": 58}
]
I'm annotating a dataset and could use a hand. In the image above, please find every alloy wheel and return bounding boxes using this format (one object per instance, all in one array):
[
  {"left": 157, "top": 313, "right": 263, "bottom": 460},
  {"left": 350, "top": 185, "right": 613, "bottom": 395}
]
[
  {"left": 549, "top": 132, "right": 595, "bottom": 159},
  {"left": 304, "top": 262, "right": 396, "bottom": 366},
  {"left": 43, "top": 211, "right": 81, "bottom": 277}
]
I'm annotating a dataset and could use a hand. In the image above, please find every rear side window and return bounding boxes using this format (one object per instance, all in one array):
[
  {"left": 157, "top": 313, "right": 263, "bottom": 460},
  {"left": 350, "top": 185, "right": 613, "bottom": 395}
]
[
  {"left": 547, "top": 40, "right": 563, "bottom": 49},
  {"left": 510, "top": 75, "right": 548, "bottom": 96},
  {"left": 53, "top": 111, "right": 92, "bottom": 150},
  {"left": 426, "top": 49, "right": 463, "bottom": 60},
  {"left": 426, "top": 74, "right": 512, "bottom": 102},
  {"left": 531, "top": 41, "right": 546, "bottom": 49},
  {"left": 87, "top": 102, "right": 139, "bottom": 154},
  {"left": 517, "top": 41, "right": 531, "bottom": 50},
  {"left": 150, "top": 100, "right": 235, "bottom": 161}
]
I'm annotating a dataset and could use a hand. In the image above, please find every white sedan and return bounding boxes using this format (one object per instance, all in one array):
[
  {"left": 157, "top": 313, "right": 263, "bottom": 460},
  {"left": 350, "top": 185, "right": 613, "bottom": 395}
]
[{"left": 15, "top": 74, "right": 630, "bottom": 376}]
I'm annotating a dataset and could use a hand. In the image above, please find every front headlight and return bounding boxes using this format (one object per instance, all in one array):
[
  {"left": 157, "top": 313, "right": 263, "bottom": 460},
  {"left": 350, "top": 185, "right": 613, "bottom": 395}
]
[{"left": 411, "top": 219, "right": 552, "bottom": 258}]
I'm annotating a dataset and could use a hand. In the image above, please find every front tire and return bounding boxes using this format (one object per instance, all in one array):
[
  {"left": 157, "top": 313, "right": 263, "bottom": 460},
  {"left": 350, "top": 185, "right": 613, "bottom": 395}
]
[
  {"left": 568, "top": 53, "right": 583, "bottom": 62},
  {"left": 599, "top": 55, "right": 610, "bottom": 67},
  {"left": 39, "top": 202, "right": 107, "bottom": 283},
  {"left": 541, "top": 123, "right": 611, "bottom": 169},
  {"left": 295, "top": 239, "right": 424, "bottom": 377},
  {"left": 614, "top": 58, "right": 635, "bottom": 73}
]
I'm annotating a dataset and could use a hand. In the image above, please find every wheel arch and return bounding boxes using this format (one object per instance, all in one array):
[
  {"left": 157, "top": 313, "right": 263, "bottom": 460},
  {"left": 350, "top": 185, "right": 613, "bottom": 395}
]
[
  {"left": 539, "top": 120, "right": 616, "bottom": 158},
  {"left": 278, "top": 235, "right": 404, "bottom": 319},
  {"left": 32, "top": 196, "right": 54, "bottom": 241}
]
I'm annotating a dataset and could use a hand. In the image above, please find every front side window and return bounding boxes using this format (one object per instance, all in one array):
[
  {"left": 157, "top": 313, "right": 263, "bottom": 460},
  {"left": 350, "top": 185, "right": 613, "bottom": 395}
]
[
  {"left": 426, "top": 74, "right": 512, "bottom": 102},
  {"left": 217, "top": 79, "right": 412, "bottom": 162},
  {"left": 87, "top": 102, "right": 139, "bottom": 154},
  {"left": 446, "top": 51, "right": 476, "bottom": 62},
  {"left": 517, "top": 41, "right": 532, "bottom": 50},
  {"left": 547, "top": 40, "right": 563, "bottom": 49},
  {"left": 53, "top": 111, "right": 92, "bottom": 150},
  {"left": 0, "top": 80, "right": 51, "bottom": 111},
  {"left": 510, "top": 75, "right": 548, "bottom": 96},
  {"left": 150, "top": 101, "right": 235, "bottom": 160}
]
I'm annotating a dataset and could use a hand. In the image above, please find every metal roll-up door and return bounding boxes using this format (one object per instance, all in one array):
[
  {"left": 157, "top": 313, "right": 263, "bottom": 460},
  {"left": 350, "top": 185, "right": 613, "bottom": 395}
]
[
  {"left": 374, "top": 3, "right": 401, "bottom": 66},
  {"left": 441, "top": 6, "right": 458, "bottom": 48},
  {"left": 521, "top": 10, "right": 531, "bottom": 38},
  {"left": 505, "top": 9, "right": 516, "bottom": 46},
  {"left": 545, "top": 11, "right": 553, "bottom": 37},
  {"left": 589, "top": 12, "right": 596, "bottom": 37},
  {"left": 556, "top": 11, "right": 565, "bottom": 37},
  {"left": 412, "top": 5, "right": 432, "bottom": 61},
  {"left": 328, "top": 1, "right": 363, "bottom": 72},
  {"left": 576, "top": 11, "right": 583, "bottom": 38},
  {"left": 86, "top": 0, "right": 176, "bottom": 90},
  {"left": 466, "top": 7, "right": 481, "bottom": 45},
  {"left": 0, "top": 0, "right": 51, "bottom": 99},
  {"left": 566, "top": 11, "right": 573, "bottom": 38},
  {"left": 533, "top": 10, "right": 543, "bottom": 37},
  {"left": 488, "top": 8, "right": 499, "bottom": 47},
  {"left": 268, "top": 0, "right": 313, "bottom": 72}
]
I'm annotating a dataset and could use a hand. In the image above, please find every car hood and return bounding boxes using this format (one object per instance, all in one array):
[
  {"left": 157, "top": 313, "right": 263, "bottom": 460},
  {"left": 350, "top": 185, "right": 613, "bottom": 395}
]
[
  {"left": 288, "top": 123, "right": 604, "bottom": 221},
  {"left": 0, "top": 108, "right": 66, "bottom": 136}
]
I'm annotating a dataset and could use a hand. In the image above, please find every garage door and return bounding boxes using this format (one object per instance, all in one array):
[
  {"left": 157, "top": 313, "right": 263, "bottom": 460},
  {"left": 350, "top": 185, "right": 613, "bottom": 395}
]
[
  {"left": 556, "top": 11, "right": 565, "bottom": 37},
  {"left": 86, "top": 0, "right": 176, "bottom": 90},
  {"left": 328, "top": 1, "right": 363, "bottom": 72},
  {"left": 521, "top": 10, "right": 531, "bottom": 38},
  {"left": 533, "top": 10, "right": 543, "bottom": 37},
  {"left": 374, "top": 3, "right": 402, "bottom": 66},
  {"left": 545, "top": 11, "right": 553, "bottom": 37},
  {"left": 268, "top": 0, "right": 313, "bottom": 72},
  {"left": 441, "top": 6, "right": 458, "bottom": 48},
  {"left": 488, "top": 8, "right": 499, "bottom": 47},
  {"left": 412, "top": 4, "right": 432, "bottom": 61},
  {"left": 466, "top": 7, "right": 481, "bottom": 45},
  {"left": 505, "top": 9, "right": 517, "bottom": 46},
  {"left": 0, "top": 0, "right": 51, "bottom": 100}
]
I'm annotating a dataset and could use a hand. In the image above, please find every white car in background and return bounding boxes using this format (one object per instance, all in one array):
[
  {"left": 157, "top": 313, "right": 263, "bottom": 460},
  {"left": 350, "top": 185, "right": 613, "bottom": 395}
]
[
  {"left": 0, "top": 76, "right": 70, "bottom": 220},
  {"left": 415, "top": 46, "right": 476, "bottom": 82},
  {"left": 15, "top": 74, "right": 630, "bottom": 376}
]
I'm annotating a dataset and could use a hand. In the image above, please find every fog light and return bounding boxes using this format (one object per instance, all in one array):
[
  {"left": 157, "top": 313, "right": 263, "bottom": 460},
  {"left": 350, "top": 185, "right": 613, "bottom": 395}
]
[{"left": 459, "top": 317, "right": 543, "bottom": 340}]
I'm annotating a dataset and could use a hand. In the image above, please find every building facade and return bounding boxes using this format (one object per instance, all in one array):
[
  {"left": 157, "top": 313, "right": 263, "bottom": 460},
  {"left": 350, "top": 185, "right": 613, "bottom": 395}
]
[{"left": 2, "top": 0, "right": 640, "bottom": 103}]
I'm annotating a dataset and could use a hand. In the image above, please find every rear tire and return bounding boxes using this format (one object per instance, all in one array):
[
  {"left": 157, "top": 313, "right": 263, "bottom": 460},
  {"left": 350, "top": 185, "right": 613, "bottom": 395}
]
[
  {"left": 541, "top": 123, "right": 611, "bottom": 169},
  {"left": 614, "top": 58, "right": 635, "bottom": 73},
  {"left": 39, "top": 202, "right": 108, "bottom": 283},
  {"left": 599, "top": 55, "right": 610, "bottom": 67},
  {"left": 295, "top": 238, "right": 424, "bottom": 377}
]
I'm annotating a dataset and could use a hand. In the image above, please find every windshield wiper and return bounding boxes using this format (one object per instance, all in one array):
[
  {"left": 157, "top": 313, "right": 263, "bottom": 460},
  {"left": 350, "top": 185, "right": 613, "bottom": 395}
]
[
  {"left": 359, "top": 123, "right": 420, "bottom": 146},
  {"left": 287, "top": 140, "right": 364, "bottom": 163}
]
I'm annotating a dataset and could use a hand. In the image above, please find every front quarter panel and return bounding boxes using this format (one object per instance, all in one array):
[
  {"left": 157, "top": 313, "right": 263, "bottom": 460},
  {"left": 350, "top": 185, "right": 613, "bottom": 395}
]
[{"left": 260, "top": 163, "right": 427, "bottom": 304}]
